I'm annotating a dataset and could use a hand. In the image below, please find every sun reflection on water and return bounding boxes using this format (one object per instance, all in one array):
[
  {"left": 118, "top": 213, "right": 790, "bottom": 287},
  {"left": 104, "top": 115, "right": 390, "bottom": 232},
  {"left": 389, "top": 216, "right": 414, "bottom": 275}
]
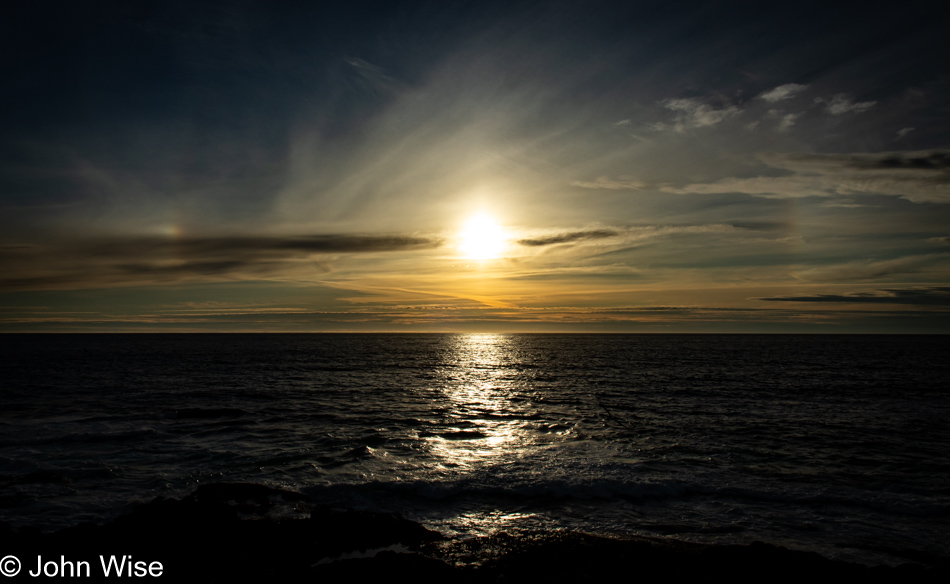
[{"left": 425, "top": 334, "right": 533, "bottom": 469}]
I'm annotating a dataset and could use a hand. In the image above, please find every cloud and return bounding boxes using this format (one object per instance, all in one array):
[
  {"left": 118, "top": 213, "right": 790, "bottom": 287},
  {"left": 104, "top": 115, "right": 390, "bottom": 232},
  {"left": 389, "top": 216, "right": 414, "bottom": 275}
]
[
  {"left": 759, "top": 287, "right": 950, "bottom": 306},
  {"left": 791, "top": 255, "right": 942, "bottom": 281},
  {"left": 777, "top": 112, "right": 802, "bottom": 132},
  {"left": 759, "top": 83, "right": 808, "bottom": 102},
  {"left": 896, "top": 127, "right": 915, "bottom": 139},
  {"left": 836, "top": 151, "right": 950, "bottom": 171},
  {"left": 0, "top": 233, "right": 442, "bottom": 291},
  {"left": 656, "top": 98, "right": 742, "bottom": 132},
  {"left": 570, "top": 177, "right": 644, "bottom": 190},
  {"left": 88, "top": 234, "right": 442, "bottom": 257},
  {"left": 820, "top": 200, "right": 868, "bottom": 208},
  {"left": 815, "top": 94, "right": 876, "bottom": 115},
  {"left": 116, "top": 260, "right": 251, "bottom": 276},
  {"left": 513, "top": 223, "right": 742, "bottom": 251},
  {"left": 663, "top": 176, "right": 827, "bottom": 198},
  {"left": 517, "top": 229, "right": 620, "bottom": 247},
  {"left": 344, "top": 57, "right": 398, "bottom": 93},
  {"left": 663, "top": 150, "right": 950, "bottom": 203}
]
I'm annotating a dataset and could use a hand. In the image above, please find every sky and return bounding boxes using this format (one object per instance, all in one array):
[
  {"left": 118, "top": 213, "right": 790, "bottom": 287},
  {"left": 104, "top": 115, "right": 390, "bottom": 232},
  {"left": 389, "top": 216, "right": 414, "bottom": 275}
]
[{"left": 2, "top": 0, "right": 949, "bottom": 332}]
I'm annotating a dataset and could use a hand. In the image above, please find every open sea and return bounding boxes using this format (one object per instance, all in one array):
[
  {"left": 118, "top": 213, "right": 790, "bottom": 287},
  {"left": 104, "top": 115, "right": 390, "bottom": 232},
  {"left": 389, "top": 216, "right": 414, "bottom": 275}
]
[{"left": 1, "top": 334, "right": 948, "bottom": 567}]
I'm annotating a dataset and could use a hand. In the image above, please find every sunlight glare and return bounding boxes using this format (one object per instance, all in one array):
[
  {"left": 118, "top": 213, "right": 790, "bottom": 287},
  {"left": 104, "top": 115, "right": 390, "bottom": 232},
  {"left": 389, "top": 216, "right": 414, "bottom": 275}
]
[{"left": 459, "top": 214, "right": 506, "bottom": 260}]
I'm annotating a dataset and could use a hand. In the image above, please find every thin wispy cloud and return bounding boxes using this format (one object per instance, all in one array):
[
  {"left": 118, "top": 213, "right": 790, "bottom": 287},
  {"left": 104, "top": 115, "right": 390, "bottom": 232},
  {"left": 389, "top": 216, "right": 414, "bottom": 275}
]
[
  {"left": 570, "top": 177, "right": 644, "bottom": 190},
  {"left": 759, "top": 287, "right": 950, "bottom": 306},
  {"left": 777, "top": 112, "right": 802, "bottom": 132},
  {"left": 654, "top": 98, "right": 742, "bottom": 132},
  {"left": 344, "top": 56, "right": 400, "bottom": 94},
  {"left": 759, "top": 83, "right": 808, "bottom": 102},
  {"left": 663, "top": 151, "right": 950, "bottom": 203},
  {"left": 815, "top": 94, "right": 876, "bottom": 115},
  {"left": 792, "top": 255, "right": 947, "bottom": 282}
]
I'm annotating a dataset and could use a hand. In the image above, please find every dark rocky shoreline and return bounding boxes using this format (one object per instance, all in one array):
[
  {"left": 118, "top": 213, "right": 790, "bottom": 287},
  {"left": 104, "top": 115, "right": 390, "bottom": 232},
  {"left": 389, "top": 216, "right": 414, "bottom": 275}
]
[{"left": 2, "top": 483, "right": 945, "bottom": 582}]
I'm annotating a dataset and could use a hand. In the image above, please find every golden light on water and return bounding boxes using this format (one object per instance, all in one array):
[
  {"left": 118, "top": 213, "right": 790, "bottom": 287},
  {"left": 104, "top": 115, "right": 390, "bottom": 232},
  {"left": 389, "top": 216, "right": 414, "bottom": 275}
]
[
  {"left": 422, "top": 333, "right": 583, "bottom": 536},
  {"left": 427, "top": 334, "right": 529, "bottom": 468},
  {"left": 458, "top": 214, "right": 507, "bottom": 260}
]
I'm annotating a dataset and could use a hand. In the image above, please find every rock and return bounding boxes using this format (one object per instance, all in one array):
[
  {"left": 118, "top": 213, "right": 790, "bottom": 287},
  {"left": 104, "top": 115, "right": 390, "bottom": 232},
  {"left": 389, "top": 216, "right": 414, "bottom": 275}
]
[{"left": 1, "top": 484, "right": 946, "bottom": 583}]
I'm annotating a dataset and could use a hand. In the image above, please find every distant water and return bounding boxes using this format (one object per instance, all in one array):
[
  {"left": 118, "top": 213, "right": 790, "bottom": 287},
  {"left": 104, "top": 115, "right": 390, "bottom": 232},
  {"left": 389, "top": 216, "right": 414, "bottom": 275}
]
[{"left": 2, "top": 334, "right": 948, "bottom": 566}]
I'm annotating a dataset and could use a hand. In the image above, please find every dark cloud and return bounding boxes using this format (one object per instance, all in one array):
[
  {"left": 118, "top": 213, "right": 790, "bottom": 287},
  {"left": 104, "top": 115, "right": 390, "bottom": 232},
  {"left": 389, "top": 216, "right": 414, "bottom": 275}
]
[
  {"left": 0, "top": 234, "right": 441, "bottom": 291},
  {"left": 759, "top": 287, "right": 950, "bottom": 306},
  {"left": 86, "top": 235, "right": 441, "bottom": 258},
  {"left": 517, "top": 230, "right": 619, "bottom": 247},
  {"left": 774, "top": 150, "right": 950, "bottom": 175},
  {"left": 843, "top": 151, "right": 950, "bottom": 171}
]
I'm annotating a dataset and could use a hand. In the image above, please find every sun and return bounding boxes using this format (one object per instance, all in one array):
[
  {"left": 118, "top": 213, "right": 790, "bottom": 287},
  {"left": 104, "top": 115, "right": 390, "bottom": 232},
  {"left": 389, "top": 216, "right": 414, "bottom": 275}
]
[{"left": 458, "top": 213, "right": 507, "bottom": 260}]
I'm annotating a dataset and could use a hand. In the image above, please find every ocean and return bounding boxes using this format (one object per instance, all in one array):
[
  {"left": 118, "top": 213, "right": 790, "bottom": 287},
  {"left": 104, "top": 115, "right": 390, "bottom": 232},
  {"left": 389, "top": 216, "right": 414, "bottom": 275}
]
[{"left": 1, "top": 334, "right": 948, "bottom": 567}]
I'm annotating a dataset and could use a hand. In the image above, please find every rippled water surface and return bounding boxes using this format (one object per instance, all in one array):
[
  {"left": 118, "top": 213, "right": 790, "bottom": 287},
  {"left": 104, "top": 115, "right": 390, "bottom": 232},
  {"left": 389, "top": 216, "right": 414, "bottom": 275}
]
[{"left": 2, "top": 334, "right": 948, "bottom": 566}]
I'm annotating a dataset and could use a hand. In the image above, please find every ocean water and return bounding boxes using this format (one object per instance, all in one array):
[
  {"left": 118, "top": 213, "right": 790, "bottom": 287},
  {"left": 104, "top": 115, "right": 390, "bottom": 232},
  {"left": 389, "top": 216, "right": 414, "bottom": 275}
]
[{"left": 1, "top": 334, "right": 948, "bottom": 566}]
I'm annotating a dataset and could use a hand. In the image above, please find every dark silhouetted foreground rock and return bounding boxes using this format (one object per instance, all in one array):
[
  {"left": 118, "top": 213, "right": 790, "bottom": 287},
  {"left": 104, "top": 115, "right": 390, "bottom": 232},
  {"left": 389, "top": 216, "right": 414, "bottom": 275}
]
[{"left": 1, "top": 483, "right": 945, "bottom": 583}]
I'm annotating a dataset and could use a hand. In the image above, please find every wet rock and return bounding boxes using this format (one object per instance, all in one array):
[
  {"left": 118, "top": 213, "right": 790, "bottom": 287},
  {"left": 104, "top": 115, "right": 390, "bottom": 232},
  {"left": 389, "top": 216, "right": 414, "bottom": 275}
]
[{"left": 1, "top": 484, "right": 946, "bottom": 583}]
